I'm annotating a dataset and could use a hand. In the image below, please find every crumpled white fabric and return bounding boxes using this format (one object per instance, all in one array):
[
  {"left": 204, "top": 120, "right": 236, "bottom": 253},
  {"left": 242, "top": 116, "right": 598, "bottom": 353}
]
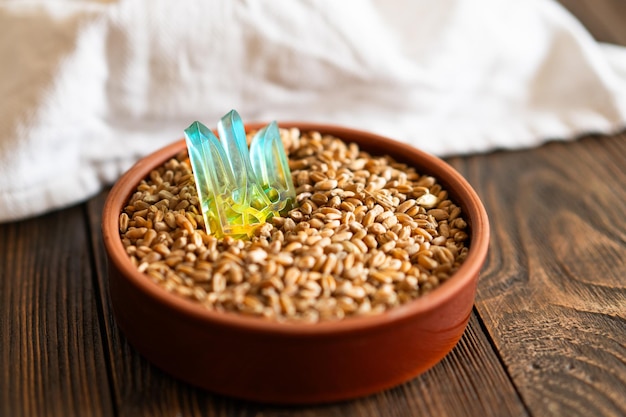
[{"left": 1, "top": 0, "right": 625, "bottom": 222}]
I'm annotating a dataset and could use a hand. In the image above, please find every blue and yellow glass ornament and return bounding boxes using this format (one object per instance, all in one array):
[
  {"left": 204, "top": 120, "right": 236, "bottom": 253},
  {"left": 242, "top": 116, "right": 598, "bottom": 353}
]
[{"left": 184, "top": 110, "right": 296, "bottom": 239}]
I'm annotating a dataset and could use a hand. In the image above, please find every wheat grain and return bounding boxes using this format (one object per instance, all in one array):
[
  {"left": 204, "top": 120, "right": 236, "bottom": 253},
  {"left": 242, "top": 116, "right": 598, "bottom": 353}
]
[{"left": 119, "top": 129, "right": 470, "bottom": 322}]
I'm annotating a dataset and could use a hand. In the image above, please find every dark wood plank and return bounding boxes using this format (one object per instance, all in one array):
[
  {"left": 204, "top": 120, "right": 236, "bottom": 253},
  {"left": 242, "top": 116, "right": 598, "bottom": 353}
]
[
  {"left": 449, "top": 134, "right": 626, "bottom": 417},
  {"left": 0, "top": 206, "right": 115, "bottom": 417},
  {"left": 87, "top": 190, "right": 527, "bottom": 416},
  {"left": 558, "top": 0, "right": 626, "bottom": 45}
]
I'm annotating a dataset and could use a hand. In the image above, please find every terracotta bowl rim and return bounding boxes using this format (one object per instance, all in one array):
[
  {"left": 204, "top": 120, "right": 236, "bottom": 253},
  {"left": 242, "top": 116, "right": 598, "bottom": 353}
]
[{"left": 102, "top": 122, "right": 489, "bottom": 336}]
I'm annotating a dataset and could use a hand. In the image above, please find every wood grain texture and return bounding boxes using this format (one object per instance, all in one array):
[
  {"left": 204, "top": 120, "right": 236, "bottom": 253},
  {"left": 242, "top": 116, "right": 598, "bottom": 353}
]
[
  {"left": 448, "top": 134, "right": 626, "bottom": 417},
  {"left": 0, "top": 206, "right": 114, "bottom": 417},
  {"left": 87, "top": 190, "right": 527, "bottom": 417},
  {"left": 479, "top": 10, "right": 626, "bottom": 415}
]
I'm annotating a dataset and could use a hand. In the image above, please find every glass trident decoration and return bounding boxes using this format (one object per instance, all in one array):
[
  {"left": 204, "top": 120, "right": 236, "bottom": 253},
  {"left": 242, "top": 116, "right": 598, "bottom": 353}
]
[{"left": 184, "top": 110, "right": 296, "bottom": 239}]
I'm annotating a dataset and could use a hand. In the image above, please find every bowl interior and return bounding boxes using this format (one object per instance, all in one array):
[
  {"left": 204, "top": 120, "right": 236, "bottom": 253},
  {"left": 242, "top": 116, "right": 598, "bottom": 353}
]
[{"left": 102, "top": 122, "right": 490, "bottom": 334}]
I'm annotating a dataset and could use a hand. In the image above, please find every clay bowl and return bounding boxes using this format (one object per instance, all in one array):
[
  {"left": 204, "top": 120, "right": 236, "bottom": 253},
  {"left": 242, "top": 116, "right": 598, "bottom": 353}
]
[{"left": 102, "top": 123, "right": 490, "bottom": 404}]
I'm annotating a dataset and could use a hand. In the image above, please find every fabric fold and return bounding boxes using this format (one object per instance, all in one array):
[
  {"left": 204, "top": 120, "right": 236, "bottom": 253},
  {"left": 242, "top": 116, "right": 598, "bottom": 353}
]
[{"left": 1, "top": 0, "right": 625, "bottom": 222}]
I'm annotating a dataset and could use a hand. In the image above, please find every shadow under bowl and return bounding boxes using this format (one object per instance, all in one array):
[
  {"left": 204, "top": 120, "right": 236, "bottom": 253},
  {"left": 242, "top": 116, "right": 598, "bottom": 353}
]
[{"left": 101, "top": 123, "right": 490, "bottom": 404}]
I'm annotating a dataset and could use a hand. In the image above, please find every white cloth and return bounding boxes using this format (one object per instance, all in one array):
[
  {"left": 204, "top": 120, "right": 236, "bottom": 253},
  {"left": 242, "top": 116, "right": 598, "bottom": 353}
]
[{"left": 1, "top": 0, "right": 625, "bottom": 222}]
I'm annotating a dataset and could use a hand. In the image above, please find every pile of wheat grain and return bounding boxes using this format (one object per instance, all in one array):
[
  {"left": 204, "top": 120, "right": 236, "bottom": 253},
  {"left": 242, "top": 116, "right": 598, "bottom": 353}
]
[{"left": 120, "top": 129, "right": 469, "bottom": 323}]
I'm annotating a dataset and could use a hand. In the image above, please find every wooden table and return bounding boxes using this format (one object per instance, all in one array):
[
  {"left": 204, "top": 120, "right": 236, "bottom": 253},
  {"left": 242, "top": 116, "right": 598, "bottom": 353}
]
[{"left": 1, "top": 1, "right": 625, "bottom": 416}]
